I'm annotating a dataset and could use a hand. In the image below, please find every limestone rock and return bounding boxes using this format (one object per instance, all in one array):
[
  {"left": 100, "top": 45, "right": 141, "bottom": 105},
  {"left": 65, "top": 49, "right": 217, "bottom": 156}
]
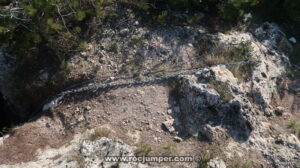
[{"left": 207, "top": 157, "right": 226, "bottom": 168}]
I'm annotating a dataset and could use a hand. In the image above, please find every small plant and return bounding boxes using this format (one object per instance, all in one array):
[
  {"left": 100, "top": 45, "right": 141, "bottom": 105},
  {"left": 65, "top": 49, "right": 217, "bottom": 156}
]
[
  {"left": 288, "top": 121, "right": 300, "bottom": 137},
  {"left": 130, "top": 37, "right": 144, "bottom": 46},
  {"left": 162, "top": 143, "right": 177, "bottom": 155},
  {"left": 228, "top": 161, "right": 252, "bottom": 168},
  {"left": 202, "top": 43, "right": 253, "bottom": 67},
  {"left": 208, "top": 81, "right": 234, "bottom": 102},
  {"left": 187, "top": 13, "right": 204, "bottom": 25},
  {"left": 74, "top": 154, "right": 85, "bottom": 168},
  {"left": 154, "top": 71, "right": 166, "bottom": 77},
  {"left": 89, "top": 127, "right": 111, "bottom": 141},
  {"left": 196, "top": 153, "right": 214, "bottom": 168},
  {"left": 157, "top": 10, "right": 168, "bottom": 24},
  {"left": 228, "top": 63, "right": 255, "bottom": 82},
  {"left": 109, "top": 43, "right": 119, "bottom": 53},
  {"left": 135, "top": 144, "right": 152, "bottom": 156}
]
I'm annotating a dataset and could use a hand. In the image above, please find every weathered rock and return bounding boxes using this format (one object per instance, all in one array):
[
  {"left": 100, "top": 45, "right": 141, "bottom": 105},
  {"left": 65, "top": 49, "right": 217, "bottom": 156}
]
[
  {"left": 289, "top": 37, "right": 297, "bottom": 44},
  {"left": 207, "top": 157, "right": 226, "bottom": 168},
  {"left": 274, "top": 106, "right": 285, "bottom": 116},
  {"left": 162, "top": 119, "right": 175, "bottom": 134}
]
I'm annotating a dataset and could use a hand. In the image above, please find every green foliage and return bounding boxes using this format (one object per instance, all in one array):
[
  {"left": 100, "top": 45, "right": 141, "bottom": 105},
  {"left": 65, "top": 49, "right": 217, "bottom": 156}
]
[
  {"left": 130, "top": 36, "right": 144, "bottom": 46},
  {"left": 218, "top": 0, "right": 259, "bottom": 21},
  {"left": 0, "top": 0, "right": 110, "bottom": 76},
  {"left": 130, "top": 0, "right": 260, "bottom": 23},
  {"left": 187, "top": 13, "right": 204, "bottom": 24},
  {"left": 109, "top": 43, "right": 119, "bottom": 53},
  {"left": 76, "top": 11, "right": 87, "bottom": 21},
  {"left": 157, "top": 10, "right": 168, "bottom": 24},
  {"left": 288, "top": 121, "right": 300, "bottom": 137}
]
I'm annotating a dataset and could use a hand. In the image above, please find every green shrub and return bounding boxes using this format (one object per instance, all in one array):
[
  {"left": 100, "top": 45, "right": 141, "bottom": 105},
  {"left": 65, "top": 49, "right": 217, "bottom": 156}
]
[
  {"left": 217, "top": 0, "right": 259, "bottom": 21},
  {"left": 130, "top": 0, "right": 260, "bottom": 23},
  {"left": 0, "top": 0, "right": 113, "bottom": 75}
]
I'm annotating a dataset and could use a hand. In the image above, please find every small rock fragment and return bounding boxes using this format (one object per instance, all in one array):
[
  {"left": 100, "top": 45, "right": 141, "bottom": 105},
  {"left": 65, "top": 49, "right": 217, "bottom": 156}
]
[
  {"left": 173, "top": 136, "right": 183, "bottom": 143},
  {"left": 274, "top": 106, "right": 285, "bottom": 116},
  {"left": 289, "top": 37, "right": 297, "bottom": 44},
  {"left": 207, "top": 157, "right": 226, "bottom": 168}
]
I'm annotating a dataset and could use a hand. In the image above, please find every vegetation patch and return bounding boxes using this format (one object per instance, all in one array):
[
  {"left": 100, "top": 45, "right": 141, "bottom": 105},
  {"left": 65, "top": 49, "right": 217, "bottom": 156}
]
[
  {"left": 109, "top": 43, "right": 119, "bottom": 53},
  {"left": 130, "top": 36, "right": 145, "bottom": 46},
  {"left": 135, "top": 144, "right": 152, "bottom": 156},
  {"left": 208, "top": 80, "right": 234, "bottom": 102},
  {"left": 288, "top": 121, "right": 300, "bottom": 137},
  {"left": 74, "top": 153, "right": 85, "bottom": 168},
  {"left": 198, "top": 43, "right": 253, "bottom": 67},
  {"left": 162, "top": 143, "right": 177, "bottom": 155},
  {"left": 89, "top": 127, "right": 111, "bottom": 141},
  {"left": 196, "top": 150, "right": 217, "bottom": 168},
  {"left": 228, "top": 63, "right": 255, "bottom": 82},
  {"left": 228, "top": 160, "right": 252, "bottom": 168}
]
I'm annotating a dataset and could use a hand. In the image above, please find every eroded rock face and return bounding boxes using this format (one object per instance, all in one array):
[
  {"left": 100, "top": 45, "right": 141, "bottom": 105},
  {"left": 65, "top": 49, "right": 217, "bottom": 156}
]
[{"left": 172, "top": 23, "right": 300, "bottom": 167}]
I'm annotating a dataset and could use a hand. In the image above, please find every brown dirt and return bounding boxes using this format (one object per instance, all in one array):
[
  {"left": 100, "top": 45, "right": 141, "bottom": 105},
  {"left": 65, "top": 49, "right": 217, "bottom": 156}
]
[
  {"left": 0, "top": 81, "right": 213, "bottom": 167},
  {"left": 268, "top": 76, "right": 300, "bottom": 137},
  {"left": 0, "top": 119, "right": 72, "bottom": 164}
]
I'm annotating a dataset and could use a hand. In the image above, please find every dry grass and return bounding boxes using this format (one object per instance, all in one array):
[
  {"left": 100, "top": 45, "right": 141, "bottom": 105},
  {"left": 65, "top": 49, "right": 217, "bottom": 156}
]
[
  {"left": 200, "top": 43, "right": 252, "bottom": 67},
  {"left": 74, "top": 154, "right": 85, "bottom": 168},
  {"left": 228, "top": 63, "right": 255, "bottom": 82},
  {"left": 228, "top": 160, "right": 252, "bottom": 168},
  {"left": 134, "top": 144, "right": 152, "bottom": 156},
  {"left": 288, "top": 121, "right": 300, "bottom": 137},
  {"left": 162, "top": 143, "right": 177, "bottom": 155},
  {"left": 208, "top": 80, "right": 233, "bottom": 102},
  {"left": 89, "top": 127, "right": 111, "bottom": 141}
]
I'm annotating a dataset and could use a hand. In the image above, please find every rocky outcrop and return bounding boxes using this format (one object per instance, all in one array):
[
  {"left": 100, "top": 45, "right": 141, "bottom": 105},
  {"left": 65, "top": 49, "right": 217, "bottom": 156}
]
[
  {"left": 0, "top": 21, "right": 299, "bottom": 168},
  {"left": 0, "top": 133, "right": 167, "bottom": 168},
  {"left": 171, "top": 23, "right": 300, "bottom": 167}
]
